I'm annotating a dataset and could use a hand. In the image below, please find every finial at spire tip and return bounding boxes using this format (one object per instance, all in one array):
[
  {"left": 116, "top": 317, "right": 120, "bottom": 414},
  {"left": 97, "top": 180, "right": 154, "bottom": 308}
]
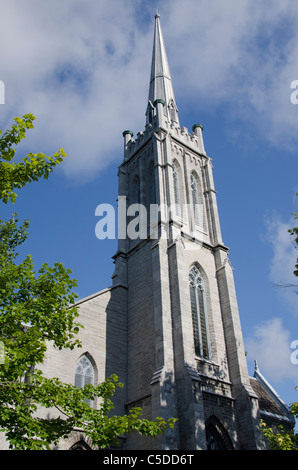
[{"left": 155, "top": 11, "right": 160, "bottom": 19}]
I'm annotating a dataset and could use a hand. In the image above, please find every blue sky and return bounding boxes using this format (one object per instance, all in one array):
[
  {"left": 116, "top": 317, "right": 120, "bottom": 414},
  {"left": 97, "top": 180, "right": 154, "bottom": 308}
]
[{"left": 0, "top": 0, "right": 298, "bottom": 412}]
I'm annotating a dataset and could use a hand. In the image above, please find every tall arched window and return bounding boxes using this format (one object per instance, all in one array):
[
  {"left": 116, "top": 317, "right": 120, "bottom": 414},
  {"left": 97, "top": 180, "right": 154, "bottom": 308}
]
[
  {"left": 190, "top": 173, "right": 200, "bottom": 227},
  {"left": 172, "top": 164, "right": 181, "bottom": 217},
  {"left": 74, "top": 354, "right": 94, "bottom": 405},
  {"left": 189, "top": 266, "right": 210, "bottom": 359}
]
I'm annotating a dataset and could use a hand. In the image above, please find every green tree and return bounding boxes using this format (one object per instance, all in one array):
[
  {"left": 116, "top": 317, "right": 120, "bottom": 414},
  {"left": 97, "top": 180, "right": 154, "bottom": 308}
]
[
  {"left": 260, "top": 402, "right": 298, "bottom": 450},
  {"left": 0, "top": 115, "right": 176, "bottom": 450},
  {"left": 0, "top": 114, "right": 66, "bottom": 204}
]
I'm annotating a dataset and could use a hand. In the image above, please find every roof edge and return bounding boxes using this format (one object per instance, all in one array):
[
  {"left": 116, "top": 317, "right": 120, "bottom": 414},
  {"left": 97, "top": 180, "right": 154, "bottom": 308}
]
[{"left": 253, "top": 361, "right": 295, "bottom": 424}]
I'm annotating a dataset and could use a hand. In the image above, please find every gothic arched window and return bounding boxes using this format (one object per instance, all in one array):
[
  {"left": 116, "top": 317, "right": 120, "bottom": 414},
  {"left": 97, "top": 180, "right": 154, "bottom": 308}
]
[
  {"left": 190, "top": 173, "right": 200, "bottom": 227},
  {"left": 74, "top": 354, "right": 95, "bottom": 405},
  {"left": 172, "top": 164, "right": 181, "bottom": 217},
  {"left": 189, "top": 266, "right": 210, "bottom": 359}
]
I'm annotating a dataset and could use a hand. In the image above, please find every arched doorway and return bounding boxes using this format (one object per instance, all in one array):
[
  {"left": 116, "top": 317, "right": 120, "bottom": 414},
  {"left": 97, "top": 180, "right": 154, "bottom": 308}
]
[
  {"left": 69, "top": 440, "right": 92, "bottom": 450},
  {"left": 205, "top": 416, "right": 234, "bottom": 450}
]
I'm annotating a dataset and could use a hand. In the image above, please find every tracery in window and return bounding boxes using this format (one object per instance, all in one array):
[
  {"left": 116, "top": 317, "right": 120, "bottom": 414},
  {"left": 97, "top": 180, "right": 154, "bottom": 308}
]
[
  {"left": 189, "top": 266, "right": 210, "bottom": 359},
  {"left": 74, "top": 354, "right": 94, "bottom": 405}
]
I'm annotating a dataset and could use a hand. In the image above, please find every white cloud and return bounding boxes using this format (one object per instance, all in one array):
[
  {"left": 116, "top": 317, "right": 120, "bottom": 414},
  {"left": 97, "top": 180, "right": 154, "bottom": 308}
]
[
  {"left": 168, "top": 1, "right": 298, "bottom": 144},
  {"left": 245, "top": 317, "right": 297, "bottom": 384},
  {"left": 246, "top": 207, "right": 298, "bottom": 385},
  {"left": 0, "top": 0, "right": 151, "bottom": 181},
  {"left": 0, "top": 0, "right": 297, "bottom": 180},
  {"left": 264, "top": 212, "right": 298, "bottom": 315}
]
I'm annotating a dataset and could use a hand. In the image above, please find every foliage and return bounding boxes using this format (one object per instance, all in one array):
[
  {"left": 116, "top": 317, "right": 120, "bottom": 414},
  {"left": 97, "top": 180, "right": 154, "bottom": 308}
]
[
  {"left": 260, "top": 400, "right": 298, "bottom": 450},
  {"left": 0, "top": 115, "right": 177, "bottom": 449},
  {"left": 0, "top": 114, "right": 66, "bottom": 204},
  {"left": 0, "top": 369, "right": 176, "bottom": 450},
  {"left": 0, "top": 216, "right": 81, "bottom": 358}
]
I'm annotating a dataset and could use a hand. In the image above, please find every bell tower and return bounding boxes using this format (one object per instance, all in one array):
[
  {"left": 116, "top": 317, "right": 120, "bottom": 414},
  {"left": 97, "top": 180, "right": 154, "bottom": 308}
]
[{"left": 112, "top": 13, "right": 263, "bottom": 450}]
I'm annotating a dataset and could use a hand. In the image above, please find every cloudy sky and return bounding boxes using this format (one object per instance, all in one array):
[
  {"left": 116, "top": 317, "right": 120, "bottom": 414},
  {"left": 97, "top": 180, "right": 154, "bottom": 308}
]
[{"left": 0, "top": 0, "right": 298, "bottom": 410}]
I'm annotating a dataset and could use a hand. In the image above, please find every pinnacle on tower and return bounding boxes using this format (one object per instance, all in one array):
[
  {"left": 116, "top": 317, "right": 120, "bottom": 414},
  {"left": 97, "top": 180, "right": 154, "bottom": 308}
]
[{"left": 146, "top": 14, "right": 179, "bottom": 126}]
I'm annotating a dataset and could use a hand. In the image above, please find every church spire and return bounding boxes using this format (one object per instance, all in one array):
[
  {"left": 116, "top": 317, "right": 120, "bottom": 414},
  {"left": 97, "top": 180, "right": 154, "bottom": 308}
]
[{"left": 146, "top": 13, "right": 179, "bottom": 126}]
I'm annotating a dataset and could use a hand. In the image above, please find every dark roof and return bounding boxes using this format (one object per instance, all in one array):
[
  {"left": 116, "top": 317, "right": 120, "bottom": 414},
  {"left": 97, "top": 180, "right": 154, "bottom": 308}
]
[{"left": 250, "top": 377, "right": 287, "bottom": 417}]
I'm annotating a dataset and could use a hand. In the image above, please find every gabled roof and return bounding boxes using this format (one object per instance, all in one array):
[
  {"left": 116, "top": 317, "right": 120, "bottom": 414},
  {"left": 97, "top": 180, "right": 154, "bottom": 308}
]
[{"left": 250, "top": 361, "right": 295, "bottom": 426}]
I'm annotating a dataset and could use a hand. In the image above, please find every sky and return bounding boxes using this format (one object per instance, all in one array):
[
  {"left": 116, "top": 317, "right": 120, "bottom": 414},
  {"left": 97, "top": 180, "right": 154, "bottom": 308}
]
[{"left": 0, "top": 0, "right": 298, "bottom": 413}]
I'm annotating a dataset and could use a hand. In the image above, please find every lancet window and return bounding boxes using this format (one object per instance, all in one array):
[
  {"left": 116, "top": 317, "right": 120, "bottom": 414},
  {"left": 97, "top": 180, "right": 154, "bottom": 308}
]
[
  {"left": 74, "top": 354, "right": 95, "bottom": 405},
  {"left": 189, "top": 266, "right": 210, "bottom": 359}
]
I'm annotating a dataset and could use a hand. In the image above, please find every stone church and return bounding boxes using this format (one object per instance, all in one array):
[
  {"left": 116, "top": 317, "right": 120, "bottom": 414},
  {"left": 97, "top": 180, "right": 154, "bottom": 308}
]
[{"left": 5, "top": 14, "right": 294, "bottom": 451}]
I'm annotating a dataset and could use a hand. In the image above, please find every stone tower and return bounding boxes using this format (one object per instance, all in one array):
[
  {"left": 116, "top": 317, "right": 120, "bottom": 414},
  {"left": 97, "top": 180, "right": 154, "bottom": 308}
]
[
  {"left": 112, "top": 13, "right": 263, "bottom": 450},
  {"left": 0, "top": 13, "right": 293, "bottom": 453}
]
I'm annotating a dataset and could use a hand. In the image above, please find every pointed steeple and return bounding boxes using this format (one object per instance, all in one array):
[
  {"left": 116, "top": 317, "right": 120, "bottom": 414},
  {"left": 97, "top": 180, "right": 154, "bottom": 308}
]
[{"left": 146, "top": 13, "right": 179, "bottom": 126}]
